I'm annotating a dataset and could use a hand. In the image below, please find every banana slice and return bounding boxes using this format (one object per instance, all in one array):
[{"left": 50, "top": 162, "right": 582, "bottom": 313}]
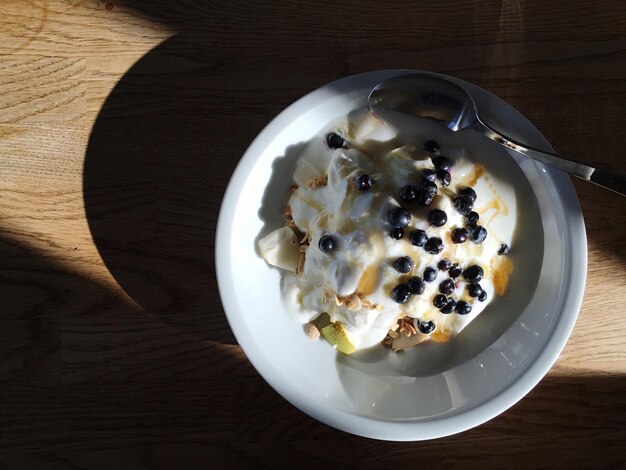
[{"left": 258, "top": 226, "right": 300, "bottom": 271}]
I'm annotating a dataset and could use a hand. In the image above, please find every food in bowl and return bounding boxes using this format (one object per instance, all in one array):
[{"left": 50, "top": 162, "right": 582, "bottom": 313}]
[{"left": 258, "top": 109, "right": 515, "bottom": 353}]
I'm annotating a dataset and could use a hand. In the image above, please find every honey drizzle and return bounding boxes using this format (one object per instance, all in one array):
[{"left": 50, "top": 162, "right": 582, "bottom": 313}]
[
  {"left": 466, "top": 164, "right": 485, "bottom": 187},
  {"left": 492, "top": 256, "right": 514, "bottom": 296},
  {"left": 356, "top": 264, "right": 379, "bottom": 296},
  {"left": 430, "top": 331, "right": 451, "bottom": 343},
  {"left": 483, "top": 195, "right": 509, "bottom": 216}
]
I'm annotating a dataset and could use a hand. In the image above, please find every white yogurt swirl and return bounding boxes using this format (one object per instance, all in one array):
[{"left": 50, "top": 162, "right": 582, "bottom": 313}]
[{"left": 267, "top": 110, "right": 516, "bottom": 350}]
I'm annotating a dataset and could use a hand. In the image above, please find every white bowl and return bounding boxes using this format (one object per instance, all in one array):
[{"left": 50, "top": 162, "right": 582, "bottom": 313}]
[{"left": 215, "top": 70, "right": 586, "bottom": 441}]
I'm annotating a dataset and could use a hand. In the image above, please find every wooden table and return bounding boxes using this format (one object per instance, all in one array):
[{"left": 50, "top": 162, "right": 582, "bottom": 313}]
[{"left": 1, "top": 1, "right": 624, "bottom": 467}]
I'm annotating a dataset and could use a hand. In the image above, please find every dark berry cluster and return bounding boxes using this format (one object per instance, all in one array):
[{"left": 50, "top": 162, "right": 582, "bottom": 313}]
[
  {"left": 451, "top": 185, "right": 490, "bottom": 245},
  {"left": 318, "top": 133, "right": 507, "bottom": 334},
  {"left": 389, "top": 139, "right": 491, "bottom": 325},
  {"left": 397, "top": 144, "right": 454, "bottom": 208},
  {"left": 429, "top": 262, "right": 489, "bottom": 314}
]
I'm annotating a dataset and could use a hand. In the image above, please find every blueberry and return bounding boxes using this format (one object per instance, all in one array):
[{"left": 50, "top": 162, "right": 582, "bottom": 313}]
[
  {"left": 441, "top": 298, "right": 457, "bottom": 314},
  {"left": 318, "top": 234, "right": 336, "bottom": 253},
  {"left": 423, "top": 266, "right": 438, "bottom": 282},
  {"left": 453, "top": 195, "right": 474, "bottom": 215},
  {"left": 437, "top": 258, "right": 452, "bottom": 271},
  {"left": 416, "top": 191, "right": 434, "bottom": 207},
  {"left": 326, "top": 132, "right": 345, "bottom": 149},
  {"left": 466, "top": 211, "right": 480, "bottom": 226},
  {"left": 437, "top": 169, "right": 451, "bottom": 187},
  {"left": 424, "top": 237, "right": 444, "bottom": 254},
  {"left": 391, "top": 284, "right": 412, "bottom": 304},
  {"left": 422, "top": 168, "right": 437, "bottom": 182},
  {"left": 421, "top": 179, "right": 438, "bottom": 196},
  {"left": 417, "top": 320, "right": 436, "bottom": 334},
  {"left": 407, "top": 276, "right": 425, "bottom": 295},
  {"left": 478, "top": 290, "right": 488, "bottom": 302},
  {"left": 399, "top": 185, "right": 419, "bottom": 203},
  {"left": 422, "top": 140, "right": 440, "bottom": 154},
  {"left": 393, "top": 256, "right": 414, "bottom": 273},
  {"left": 433, "top": 294, "right": 447, "bottom": 309},
  {"left": 468, "top": 283, "right": 483, "bottom": 298},
  {"left": 409, "top": 229, "right": 428, "bottom": 247},
  {"left": 389, "top": 228, "right": 404, "bottom": 240},
  {"left": 470, "top": 225, "right": 488, "bottom": 244},
  {"left": 428, "top": 209, "right": 447, "bottom": 227},
  {"left": 463, "top": 265, "right": 484, "bottom": 283},
  {"left": 458, "top": 187, "right": 477, "bottom": 202},
  {"left": 448, "top": 264, "right": 462, "bottom": 279},
  {"left": 451, "top": 227, "right": 468, "bottom": 244},
  {"left": 388, "top": 207, "right": 411, "bottom": 228},
  {"left": 355, "top": 174, "right": 373, "bottom": 191},
  {"left": 456, "top": 300, "right": 472, "bottom": 315},
  {"left": 439, "top": 278, "right": 455, "bottom": 295},
  {"left": 498, "top": 243, "right": 510, "bottom": 255},
  {"left": 432, "top": 156, "right": 453, "bottom": 171}
]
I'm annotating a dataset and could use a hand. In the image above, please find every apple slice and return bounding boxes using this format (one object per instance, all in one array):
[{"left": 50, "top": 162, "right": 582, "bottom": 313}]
[{"left": 313, "top": 313, "right": 356, "bottom": 354}]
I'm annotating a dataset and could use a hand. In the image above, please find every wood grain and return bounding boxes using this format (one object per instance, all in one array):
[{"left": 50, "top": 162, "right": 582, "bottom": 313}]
[{"left": 0, "top": 0, "right": 624, "bottom": 467}]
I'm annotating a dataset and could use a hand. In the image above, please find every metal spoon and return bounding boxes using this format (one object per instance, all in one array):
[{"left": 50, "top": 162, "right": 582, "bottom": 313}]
[{"left": 368, "top": 73, "right": 626, "bottom": 196}]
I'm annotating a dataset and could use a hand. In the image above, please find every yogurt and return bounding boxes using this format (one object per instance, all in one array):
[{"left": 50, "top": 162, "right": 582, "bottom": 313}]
[{"left": 259, "top": 109, "right": 516, "bottom": 351}]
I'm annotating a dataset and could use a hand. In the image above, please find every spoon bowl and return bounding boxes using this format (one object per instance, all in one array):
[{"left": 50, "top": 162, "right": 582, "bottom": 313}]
[{"left": 368, "top": 74, "right": 477, "bottom": 131}]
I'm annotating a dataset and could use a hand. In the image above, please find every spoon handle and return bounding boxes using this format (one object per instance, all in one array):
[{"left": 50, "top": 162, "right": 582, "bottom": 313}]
[
  {"left": 588, "top": 167, "right": 626, "bottom": 196},
  {"left": 474, "top": 119, "right": 626, "bottom": 196}
]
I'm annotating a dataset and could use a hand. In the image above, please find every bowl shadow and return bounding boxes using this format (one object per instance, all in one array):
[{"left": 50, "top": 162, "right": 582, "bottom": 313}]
[
  {"left": 255, "top": 140, "right": 311, "bottom": 247},
  {"left": 83, "top": 35, "right": 264, "bottom": 345}
]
